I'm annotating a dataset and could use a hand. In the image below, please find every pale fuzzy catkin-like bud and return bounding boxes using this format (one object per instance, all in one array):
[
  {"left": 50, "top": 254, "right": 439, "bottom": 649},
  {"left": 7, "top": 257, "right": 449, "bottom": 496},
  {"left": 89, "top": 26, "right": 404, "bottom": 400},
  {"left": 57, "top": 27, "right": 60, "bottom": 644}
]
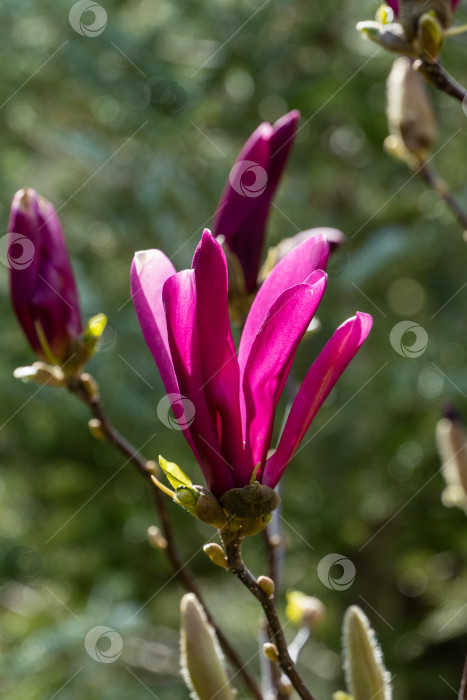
[
  {"left": 180, "top": 594, "right": 235, "bottom": 700},
  {"left": 386, "top": 56, "right": 436, "bottom": 165},
  {"left": 343, "top": 606, "right": 392, "bottom": 700},
  {"left": 436, "top": 415, "right": 467, "bottom": 512},
  {"left": 203, "top": 543, "right": 228, "bottom": 568}
]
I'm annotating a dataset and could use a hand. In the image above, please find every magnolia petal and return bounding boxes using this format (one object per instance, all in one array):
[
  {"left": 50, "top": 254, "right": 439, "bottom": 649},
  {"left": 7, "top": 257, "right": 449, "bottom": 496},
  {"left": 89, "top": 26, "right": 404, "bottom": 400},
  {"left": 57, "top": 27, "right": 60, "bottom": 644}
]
[
  {"left": 131, "top": 250, "right": 179, "bottom": 395},
  {"left": 241, "top": 271, "right": 328, "bottom": 481},
  {"left": 262, "top": 312, "right": 373, "bottom": 487},
  {"left": 192, "top": 231, "right": 245, "bottom": 475},
  {"left": 163, "top": 270, "right": 236, "bottom": 496},
  {"left": 239, "top": 232, "right": 331, "bottom": 373}
]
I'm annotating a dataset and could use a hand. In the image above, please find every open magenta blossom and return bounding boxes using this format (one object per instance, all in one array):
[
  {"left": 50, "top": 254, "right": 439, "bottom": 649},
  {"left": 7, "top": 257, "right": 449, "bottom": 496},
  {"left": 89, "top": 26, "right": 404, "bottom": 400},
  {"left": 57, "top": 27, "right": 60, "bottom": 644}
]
[
  {"left": 213, "top": 111, "right": 299, "bottom": 295},
  {"left": 131, "top": 230, "right": 372, "bottom": 498},
  {"left": 7, "top": 189, "right": 82, "bottom": 364}
]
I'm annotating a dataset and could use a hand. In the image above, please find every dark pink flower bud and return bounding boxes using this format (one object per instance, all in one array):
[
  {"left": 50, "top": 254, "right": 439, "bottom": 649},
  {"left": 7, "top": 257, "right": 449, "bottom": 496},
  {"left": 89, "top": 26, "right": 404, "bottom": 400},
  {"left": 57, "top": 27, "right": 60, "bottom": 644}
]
[
  {"left": 387, "top": 0, "right": 460, "bottom": 18},
  {"left": 7, "top": 189, "right": 82, "bottom": 364},
  {"left": 213, "top": 111, "right": 300, "bottom": 295}
]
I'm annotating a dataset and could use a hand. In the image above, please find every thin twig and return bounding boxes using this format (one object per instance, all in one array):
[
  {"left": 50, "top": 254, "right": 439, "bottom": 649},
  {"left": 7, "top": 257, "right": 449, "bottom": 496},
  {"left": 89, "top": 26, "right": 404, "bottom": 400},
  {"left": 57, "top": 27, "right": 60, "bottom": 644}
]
[
  {"left": 415, "top": 58, "right": 467, "bottom": 103},
  {"left": 419, "top": 162, "right": 467, "bottom": 232},
  {"left": 66, "top": 374, "right": 262, "bottom": 700},
  {"left": 221, "top": 531, "right": 316, "bottom": 700}
]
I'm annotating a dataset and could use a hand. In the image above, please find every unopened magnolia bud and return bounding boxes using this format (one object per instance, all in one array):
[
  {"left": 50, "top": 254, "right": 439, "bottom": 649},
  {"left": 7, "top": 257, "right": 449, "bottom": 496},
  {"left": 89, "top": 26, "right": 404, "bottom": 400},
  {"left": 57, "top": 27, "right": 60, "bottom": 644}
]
[
  {"left": 203, "top": 544, "right": 228, "bottom": 568},
  {"left": 147, "top": 525, "right": 168, "bottom": 550},
  {"left": 343, "top": 606, "right": 392, "bottom": 700},
  {"left": 88, "top": 418, "right": 106, "bottom": 441},
  {"left": 180, "top": 594, "right": 234, "bottom": 700},
  {"left": 263, "top": 642, "right": 280, "bottom": 663},
  {"left": 436, "top": 413, "right": 467, "bottom": 512},
  {"left": 386, "top": 56, "right": 436, "bottom": 165},
  {"left": 13, "top": 362, "right": 65, "bottom": 387},
  {"left": 80, "top": 373, "right": 100, "bottom": 401},
  {"left": 257, "top": 575, "right": 275, "bottom": 598}
]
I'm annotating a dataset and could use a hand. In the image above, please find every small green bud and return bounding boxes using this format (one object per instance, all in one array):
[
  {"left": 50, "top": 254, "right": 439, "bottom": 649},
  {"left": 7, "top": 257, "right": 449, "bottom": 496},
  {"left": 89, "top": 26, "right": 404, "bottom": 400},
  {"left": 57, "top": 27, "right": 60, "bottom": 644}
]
[
  {"left": 343, "top": 606, "right": 392, "bottom": 700},
  {"left": 88, "top": 418, "right": 106, "bottom": 441},
  {"left": 257, "top": 575, "right": 275, "bottom": 598},
  {"left": 175, "top": 486, "right": 200, "bottom": 508},
  {"left": 263, "top": 642, "right": 280, "bottom": 663},
  {"left": 194, "top": 488, "right": 228, "bottom": 528},
  {"left": 417, "top": 11, "right": 444, "bottom": 60},
  {"left": 180, "top": 594, "right": 235, "bottom": 700},
  {"left": 203, "top": 544, "right": 228, "bottom": 568},
  {"left": 13, "top": 362, "right": 65, "bottom": 387}
]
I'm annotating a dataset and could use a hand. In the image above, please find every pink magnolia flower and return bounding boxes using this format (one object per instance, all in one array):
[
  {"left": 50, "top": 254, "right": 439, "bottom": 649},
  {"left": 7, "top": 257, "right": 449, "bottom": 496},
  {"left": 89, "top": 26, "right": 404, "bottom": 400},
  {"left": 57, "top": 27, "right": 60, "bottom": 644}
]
[
  {"left": 7, "top": 189, "right": 82, "bottom": 364},
  {"left": 213, "top": 111, "right": 300, "bottom": 295},
  {"left": 131, "top": 230, "right": 372, "bottom": 498}
]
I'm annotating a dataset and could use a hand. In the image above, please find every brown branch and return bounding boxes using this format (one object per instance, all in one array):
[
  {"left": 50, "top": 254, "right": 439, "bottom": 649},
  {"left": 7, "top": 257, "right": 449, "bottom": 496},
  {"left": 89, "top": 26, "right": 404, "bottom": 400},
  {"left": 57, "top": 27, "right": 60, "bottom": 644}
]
[
  {"left": 221, "top": 531, "right": 316, "bottom": 700},
  {"left": 419, "top": 163, "right": 467, "bottom": 232},
  {"left": 415, "top": 58, "right": 467, "bottom": 103},
  {"left": 66, "top": 374, "right": 262, "bottom": 700}
]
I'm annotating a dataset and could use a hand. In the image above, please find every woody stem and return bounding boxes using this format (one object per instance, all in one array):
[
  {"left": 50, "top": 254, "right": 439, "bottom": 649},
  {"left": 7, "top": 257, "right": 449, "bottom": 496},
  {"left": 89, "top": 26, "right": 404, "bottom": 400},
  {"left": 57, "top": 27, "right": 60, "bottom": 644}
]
[
  {"left": 66, "top": 373, "right": 262, "bottom": 700},
  {"left": 221, "top": 531, "right": 316, "bottom": 700}
]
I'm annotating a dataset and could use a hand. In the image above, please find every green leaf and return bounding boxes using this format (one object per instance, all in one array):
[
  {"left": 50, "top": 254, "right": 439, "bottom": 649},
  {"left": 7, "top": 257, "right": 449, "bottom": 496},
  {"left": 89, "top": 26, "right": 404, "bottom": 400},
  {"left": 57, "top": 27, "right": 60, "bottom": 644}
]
[{"left": 159, "top": 455, "right": 192, "bottom": 489}]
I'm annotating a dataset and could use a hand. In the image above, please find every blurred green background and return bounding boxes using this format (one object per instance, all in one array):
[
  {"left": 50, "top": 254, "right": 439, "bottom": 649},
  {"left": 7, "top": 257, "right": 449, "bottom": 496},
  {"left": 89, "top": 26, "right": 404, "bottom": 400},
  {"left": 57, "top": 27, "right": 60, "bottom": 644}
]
[{"left": 1, "top": 0, "right": 467, "bottom": 698}]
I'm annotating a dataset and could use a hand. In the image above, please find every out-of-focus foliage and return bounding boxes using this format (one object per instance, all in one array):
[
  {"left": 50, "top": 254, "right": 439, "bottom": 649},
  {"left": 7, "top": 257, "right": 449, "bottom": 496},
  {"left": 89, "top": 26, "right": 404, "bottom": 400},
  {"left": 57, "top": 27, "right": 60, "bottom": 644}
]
[{"left": 1, "top": 0, "right": 467, "bottom": 698}]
